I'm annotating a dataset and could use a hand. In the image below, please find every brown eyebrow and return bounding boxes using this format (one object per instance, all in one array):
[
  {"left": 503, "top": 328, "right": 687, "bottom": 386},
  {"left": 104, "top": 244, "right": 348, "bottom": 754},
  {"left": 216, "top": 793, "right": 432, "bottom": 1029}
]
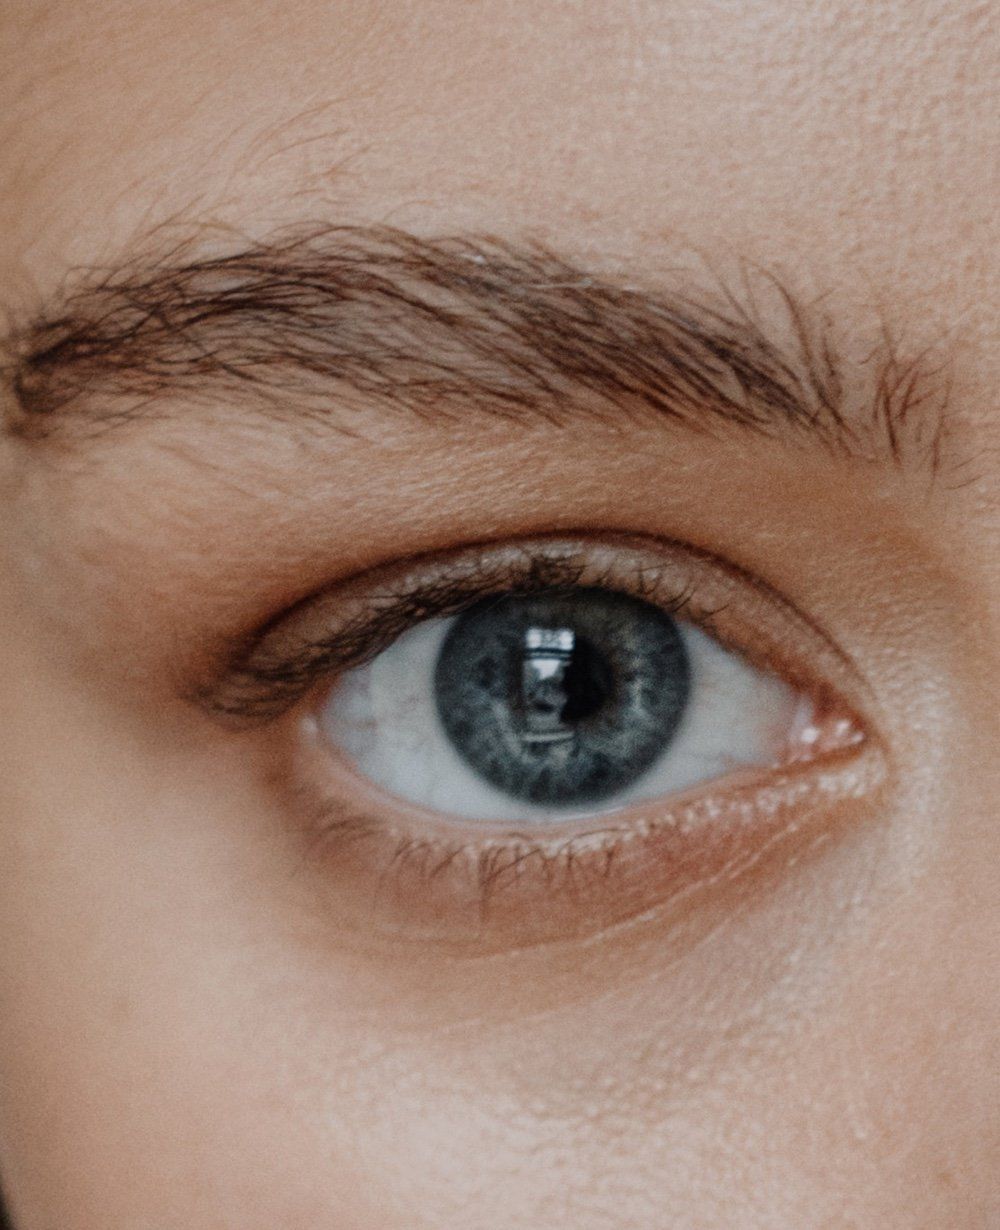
[{"left": 0, "top": 224, "right": 946, "bottom": 468}]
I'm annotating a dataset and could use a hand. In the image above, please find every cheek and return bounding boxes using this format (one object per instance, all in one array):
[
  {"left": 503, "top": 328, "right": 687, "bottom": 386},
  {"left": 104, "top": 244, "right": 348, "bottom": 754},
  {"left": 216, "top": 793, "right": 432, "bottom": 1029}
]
[
  {"left": 0, "top": 618, "right": 992, "bottom": 1229},
  {"left": 0, "top": 673, "right": 894, "bottom": 1229},
  {"left": 0, "top": 697, "right": 381, "bottom": 1224}
]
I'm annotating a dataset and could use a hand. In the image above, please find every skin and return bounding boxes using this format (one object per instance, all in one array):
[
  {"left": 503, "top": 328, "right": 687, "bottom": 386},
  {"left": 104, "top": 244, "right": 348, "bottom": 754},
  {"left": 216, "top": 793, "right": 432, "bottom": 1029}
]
[{"left": 0, "top": 0, "right": 998, "bottom": 1226}]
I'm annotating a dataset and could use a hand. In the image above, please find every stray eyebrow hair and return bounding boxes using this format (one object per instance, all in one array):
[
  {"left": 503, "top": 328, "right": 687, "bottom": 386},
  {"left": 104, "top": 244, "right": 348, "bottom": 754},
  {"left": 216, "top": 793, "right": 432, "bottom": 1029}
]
[{"left": 1, "top": 224, "right": 944, "bottom": 466}]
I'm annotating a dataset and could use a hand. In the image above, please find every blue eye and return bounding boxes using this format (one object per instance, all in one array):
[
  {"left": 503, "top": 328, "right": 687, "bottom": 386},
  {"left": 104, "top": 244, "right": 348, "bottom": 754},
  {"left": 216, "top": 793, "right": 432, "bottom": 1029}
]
[
  {"left": 434, "top": 589, "right": 691, "bottom": 806},
  {"left": 318, "top": 584, "right": 803, "bottom": 822}
]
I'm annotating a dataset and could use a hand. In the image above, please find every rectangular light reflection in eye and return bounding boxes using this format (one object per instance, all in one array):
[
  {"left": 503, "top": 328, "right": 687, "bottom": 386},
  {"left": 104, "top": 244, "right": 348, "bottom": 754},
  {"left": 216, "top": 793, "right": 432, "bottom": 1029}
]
[{"left": 522, "top": 626, "right": 577, "bottom": 745}]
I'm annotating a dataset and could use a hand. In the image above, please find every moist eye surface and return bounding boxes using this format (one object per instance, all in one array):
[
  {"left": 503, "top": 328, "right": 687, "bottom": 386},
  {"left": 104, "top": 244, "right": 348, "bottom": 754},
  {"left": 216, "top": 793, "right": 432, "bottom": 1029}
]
[
  {"left": 299, "top": 535, "right": 848, "bottom": 824},
  {"left": 434, "top": 588, "right": 691, "bottom": 805}
]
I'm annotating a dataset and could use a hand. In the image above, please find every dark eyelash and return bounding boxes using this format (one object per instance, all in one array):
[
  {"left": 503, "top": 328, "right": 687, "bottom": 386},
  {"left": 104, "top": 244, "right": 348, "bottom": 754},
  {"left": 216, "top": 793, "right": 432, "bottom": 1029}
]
[
  {"left": 199, "top": 549, "right": 703, "bottom": 725},
  {"left": 297, "top": 786, "right": 635, "bottom": 911}
]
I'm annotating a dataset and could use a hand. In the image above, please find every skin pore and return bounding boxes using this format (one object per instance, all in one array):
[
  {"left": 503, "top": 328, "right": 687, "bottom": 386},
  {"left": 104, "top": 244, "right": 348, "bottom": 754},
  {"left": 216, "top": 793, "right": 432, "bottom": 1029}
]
[{"left": 0, "top": 1, "right": 997, "bottom": 1226}]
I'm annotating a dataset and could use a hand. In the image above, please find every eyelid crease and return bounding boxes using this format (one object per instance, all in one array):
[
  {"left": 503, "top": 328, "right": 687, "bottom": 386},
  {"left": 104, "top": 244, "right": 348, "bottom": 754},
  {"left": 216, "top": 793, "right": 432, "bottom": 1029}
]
[{"left": 196, "top": 531, "right": 873, "bottom": 741}]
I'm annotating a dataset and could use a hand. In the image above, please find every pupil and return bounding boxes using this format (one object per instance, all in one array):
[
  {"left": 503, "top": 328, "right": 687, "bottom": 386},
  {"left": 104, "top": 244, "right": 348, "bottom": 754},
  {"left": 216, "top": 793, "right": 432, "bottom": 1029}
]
[
  {"left": 520, "top": 629, "right": 613, "bottom": 739},
  {"left": 519, "top": 629, "right": 612, "bottom": 733},
  {"left": 434, "top": 587, "right": 691, "bottom": 806},
  {"left": 555, "top": 636, "right": 612, "bottom": 723}
]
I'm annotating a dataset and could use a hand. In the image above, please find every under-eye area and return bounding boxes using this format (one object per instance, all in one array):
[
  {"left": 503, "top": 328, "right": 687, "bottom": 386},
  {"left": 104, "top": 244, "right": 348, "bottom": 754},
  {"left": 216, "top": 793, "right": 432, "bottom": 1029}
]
[{"left": 200, "top": 533, "right": 883, "bottom": 948}]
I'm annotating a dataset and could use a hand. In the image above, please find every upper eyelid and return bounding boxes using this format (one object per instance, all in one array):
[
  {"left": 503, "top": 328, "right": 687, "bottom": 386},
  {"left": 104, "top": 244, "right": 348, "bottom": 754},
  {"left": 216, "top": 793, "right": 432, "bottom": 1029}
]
[
  {"left": 195, "top": 531, "right": 873, "bottom": 734},
  {"left": 199, "top": 547, "right": 645, "bottom": 722}
]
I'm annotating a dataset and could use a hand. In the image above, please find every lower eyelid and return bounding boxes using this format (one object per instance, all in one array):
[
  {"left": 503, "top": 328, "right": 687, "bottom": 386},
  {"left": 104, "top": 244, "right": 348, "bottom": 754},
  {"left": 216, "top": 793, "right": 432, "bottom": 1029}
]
[{"left": 279, "top": 714, "right": 885, "bottom": 954}]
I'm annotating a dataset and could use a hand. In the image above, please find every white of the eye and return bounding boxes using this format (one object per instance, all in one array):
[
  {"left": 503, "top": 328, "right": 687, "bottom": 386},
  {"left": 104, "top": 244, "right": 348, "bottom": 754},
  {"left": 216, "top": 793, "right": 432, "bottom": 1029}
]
[{"left": 319, "top": 615, "right": 800, "bottom": 822}]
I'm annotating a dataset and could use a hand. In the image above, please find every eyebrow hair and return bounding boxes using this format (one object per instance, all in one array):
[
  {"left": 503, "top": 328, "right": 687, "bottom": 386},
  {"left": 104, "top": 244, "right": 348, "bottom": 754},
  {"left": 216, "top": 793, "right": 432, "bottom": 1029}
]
[{"left": 1, "top": 224, "right": 945, "bottom": 467}]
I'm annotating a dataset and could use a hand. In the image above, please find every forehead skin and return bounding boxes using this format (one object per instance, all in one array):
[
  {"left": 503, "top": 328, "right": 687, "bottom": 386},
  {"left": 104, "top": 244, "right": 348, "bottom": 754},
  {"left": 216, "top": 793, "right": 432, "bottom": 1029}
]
[
  {"left": 0, "top": 2, "right": 998, "bottom": 1229},
  {"left": 0, "top": 0, "right": 996, "bottom": 314}
]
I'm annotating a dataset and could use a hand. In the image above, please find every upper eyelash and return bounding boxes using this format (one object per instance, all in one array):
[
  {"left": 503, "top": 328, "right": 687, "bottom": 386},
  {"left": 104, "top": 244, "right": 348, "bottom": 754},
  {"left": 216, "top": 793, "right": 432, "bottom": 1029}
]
[{"left": 200, "top": 549, "right": 706, "bottom": 724}]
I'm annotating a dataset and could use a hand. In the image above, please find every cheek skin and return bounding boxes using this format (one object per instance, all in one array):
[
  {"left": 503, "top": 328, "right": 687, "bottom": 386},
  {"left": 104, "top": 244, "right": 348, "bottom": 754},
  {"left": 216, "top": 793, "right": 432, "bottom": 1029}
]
[{"left": 0, "top": 560, "right": 995, "bottom": 1229}]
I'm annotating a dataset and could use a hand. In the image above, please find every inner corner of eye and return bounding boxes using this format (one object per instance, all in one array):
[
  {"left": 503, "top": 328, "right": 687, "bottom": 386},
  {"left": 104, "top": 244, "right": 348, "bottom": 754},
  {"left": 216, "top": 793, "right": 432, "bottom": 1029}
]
[{"left": 303, "top": 584, "right": 863, "bottom": 823}]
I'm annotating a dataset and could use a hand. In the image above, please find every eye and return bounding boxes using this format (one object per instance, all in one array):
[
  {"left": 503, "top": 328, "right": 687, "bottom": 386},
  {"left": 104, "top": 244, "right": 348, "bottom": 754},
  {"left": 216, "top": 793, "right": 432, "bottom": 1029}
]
[
  {"left": 207, "top": 533, "right": 877, "bottom": 949},
  {"left": 321, "top": 587, "right": 804, "bottom": 821}
]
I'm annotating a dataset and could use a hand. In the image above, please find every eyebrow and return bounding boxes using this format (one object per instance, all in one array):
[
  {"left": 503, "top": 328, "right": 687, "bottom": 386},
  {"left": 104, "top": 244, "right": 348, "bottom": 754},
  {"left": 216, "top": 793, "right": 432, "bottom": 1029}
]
[{"left": 1, "top": 224, "right": 945, "bottom": 467}]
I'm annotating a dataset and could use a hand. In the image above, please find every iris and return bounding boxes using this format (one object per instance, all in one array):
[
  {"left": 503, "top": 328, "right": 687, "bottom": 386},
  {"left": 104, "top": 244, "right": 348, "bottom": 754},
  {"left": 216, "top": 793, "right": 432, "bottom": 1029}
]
[{"left": 434, "top": 589, "right": 691, "bottom": 805}]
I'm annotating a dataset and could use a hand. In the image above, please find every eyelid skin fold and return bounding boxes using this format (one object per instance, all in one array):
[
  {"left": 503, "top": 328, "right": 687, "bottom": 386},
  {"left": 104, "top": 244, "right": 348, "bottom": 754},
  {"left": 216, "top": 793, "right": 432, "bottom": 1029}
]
[{"left": 200, "top": 532, "right": 871, "bottom": 727}]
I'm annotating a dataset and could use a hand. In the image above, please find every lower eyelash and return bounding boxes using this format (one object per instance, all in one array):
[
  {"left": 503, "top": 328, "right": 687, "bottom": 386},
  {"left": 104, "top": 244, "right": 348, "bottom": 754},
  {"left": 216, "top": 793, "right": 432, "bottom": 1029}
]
[{"left": 283, "top": 732, "right": 885, "bottom": 952}]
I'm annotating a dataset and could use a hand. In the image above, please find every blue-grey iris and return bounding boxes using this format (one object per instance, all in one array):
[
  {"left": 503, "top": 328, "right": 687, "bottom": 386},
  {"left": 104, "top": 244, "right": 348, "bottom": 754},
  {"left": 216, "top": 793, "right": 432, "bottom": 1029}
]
[{"left": 433, "top": 588, "right": 691, "bottom": 805}]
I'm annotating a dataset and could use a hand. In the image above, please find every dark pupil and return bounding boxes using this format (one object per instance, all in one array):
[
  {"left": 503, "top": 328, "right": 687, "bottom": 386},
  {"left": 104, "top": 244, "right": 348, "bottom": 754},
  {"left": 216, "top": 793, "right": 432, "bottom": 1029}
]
[
  {"left": 521, "top": 631, "right": 611, "bottom": 733},
  {"left": 434, "top": 588, "right": 691, "bottom": 805}
]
